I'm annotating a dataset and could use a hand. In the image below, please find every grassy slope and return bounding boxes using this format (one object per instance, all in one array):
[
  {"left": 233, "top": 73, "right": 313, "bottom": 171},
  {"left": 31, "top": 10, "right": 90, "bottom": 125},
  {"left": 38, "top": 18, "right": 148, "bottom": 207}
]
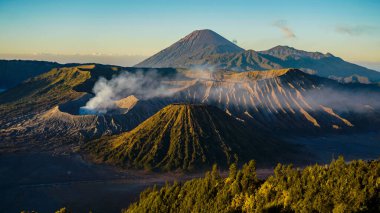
[
  {"left": 0, "top": 66, "right": 91, "bottom": 127},
  {"left": 83, "top": 104, "right": 304, "bottom": 171}
]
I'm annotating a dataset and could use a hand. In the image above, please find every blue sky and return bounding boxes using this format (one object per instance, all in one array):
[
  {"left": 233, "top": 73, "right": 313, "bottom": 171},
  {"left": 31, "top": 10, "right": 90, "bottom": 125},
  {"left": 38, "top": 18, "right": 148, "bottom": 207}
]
[{"left": 0, "top": 0, "right": 379, "bottom": 68}]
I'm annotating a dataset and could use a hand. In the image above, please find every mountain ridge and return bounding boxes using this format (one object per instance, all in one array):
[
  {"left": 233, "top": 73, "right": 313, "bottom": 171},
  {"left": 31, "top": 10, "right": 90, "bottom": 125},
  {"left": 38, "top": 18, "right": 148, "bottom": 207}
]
[{"left": 259, "top": 45, "right": 334, "bottom": 60}]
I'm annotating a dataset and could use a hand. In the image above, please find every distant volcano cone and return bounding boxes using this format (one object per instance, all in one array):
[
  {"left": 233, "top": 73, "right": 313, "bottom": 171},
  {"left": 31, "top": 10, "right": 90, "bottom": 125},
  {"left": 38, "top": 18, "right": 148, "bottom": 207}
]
[{"left": 135, "top": 29, "right": 244, "bottom": 68}]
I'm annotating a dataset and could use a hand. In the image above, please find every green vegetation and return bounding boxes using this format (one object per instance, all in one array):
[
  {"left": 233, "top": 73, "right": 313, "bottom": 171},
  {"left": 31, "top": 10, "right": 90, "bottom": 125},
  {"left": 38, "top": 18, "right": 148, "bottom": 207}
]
[
  {"left": 83, "top": 104, "right": 302, "bottom": 171},
  {"left": 125, "top": 157, "right": 379, "bottom": 212}
]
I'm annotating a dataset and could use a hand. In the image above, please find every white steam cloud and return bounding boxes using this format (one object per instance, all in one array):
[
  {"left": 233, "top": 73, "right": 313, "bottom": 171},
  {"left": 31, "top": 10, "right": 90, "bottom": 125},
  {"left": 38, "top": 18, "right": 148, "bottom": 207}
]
[{"left": 80, "top": 70, "right": 176, "bottom": 114}]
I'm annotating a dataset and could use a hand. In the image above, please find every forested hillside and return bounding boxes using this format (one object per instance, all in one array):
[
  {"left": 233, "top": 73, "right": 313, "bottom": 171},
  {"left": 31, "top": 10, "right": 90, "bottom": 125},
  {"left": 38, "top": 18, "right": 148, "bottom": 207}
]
[{"left": 125, "top": 157, "right": 379, "bottom": 212}]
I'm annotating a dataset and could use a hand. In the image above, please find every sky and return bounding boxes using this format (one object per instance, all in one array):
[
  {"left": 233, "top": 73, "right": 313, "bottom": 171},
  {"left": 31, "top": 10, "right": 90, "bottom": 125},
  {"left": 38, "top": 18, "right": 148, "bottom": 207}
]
[{"left": 0, "top": 0, "right": 379, "bottom": 69}]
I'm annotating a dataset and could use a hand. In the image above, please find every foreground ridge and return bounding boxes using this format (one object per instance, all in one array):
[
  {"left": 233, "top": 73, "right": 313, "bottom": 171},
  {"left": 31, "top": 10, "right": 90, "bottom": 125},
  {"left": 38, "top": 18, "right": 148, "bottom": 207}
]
[{"left": 125, "top": 157, "right": 380, "bottom": 212}]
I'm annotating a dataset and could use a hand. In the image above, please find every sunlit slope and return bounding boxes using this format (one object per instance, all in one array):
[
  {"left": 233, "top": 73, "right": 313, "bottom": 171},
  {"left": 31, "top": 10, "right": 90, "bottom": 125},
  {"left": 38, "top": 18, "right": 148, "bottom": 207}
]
[
  {"left": 84, "top": 104, "right": 302, "bottom": 171},
  {"left": 0, "top": 65, "right": 92, "bottom": 128}
]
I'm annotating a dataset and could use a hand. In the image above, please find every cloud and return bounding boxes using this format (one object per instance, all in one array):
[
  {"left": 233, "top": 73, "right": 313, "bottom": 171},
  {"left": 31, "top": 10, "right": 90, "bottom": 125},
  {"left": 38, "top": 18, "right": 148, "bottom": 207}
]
[
  {"left": 273, "top": 20, "right": 296, "bottom": 39},
  {"left": 335, "top": 25, "right": 377, "bottom": 36}
]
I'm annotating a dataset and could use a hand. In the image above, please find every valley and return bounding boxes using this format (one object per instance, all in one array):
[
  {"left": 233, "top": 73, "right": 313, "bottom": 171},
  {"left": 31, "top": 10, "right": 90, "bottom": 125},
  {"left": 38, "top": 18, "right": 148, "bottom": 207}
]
[{"left": 0, "top": 152, "right": 276, "bottom": 213}]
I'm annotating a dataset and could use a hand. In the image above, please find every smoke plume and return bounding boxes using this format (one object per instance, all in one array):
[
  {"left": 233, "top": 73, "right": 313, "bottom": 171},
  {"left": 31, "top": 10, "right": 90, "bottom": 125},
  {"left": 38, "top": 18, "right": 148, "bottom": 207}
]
[{"left": 80, "top": 70, "right": 177, "bottom": 114}]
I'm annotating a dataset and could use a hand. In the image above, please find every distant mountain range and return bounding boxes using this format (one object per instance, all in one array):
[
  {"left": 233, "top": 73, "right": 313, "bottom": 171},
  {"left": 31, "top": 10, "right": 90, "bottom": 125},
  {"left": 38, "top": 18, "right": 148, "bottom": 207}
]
[{"left": 136, "top": 29, "right": 380, "bottom": 83}]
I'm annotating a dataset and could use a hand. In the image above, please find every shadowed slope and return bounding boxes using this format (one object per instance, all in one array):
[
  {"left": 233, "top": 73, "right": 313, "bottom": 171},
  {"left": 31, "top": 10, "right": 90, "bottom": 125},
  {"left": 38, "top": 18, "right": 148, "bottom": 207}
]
[{"left": 0, "top": 60, "right": 62, "bottom": 89}]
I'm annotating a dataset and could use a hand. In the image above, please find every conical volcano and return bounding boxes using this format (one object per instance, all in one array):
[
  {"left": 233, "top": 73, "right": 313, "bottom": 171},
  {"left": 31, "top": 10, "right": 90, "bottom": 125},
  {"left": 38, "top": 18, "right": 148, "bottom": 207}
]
[
  {"left": 83, "top": 104, "right": 303, "bottom": 171},
  {"left": 135, "top": 29, "right": 244, "bottom": 68}
]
